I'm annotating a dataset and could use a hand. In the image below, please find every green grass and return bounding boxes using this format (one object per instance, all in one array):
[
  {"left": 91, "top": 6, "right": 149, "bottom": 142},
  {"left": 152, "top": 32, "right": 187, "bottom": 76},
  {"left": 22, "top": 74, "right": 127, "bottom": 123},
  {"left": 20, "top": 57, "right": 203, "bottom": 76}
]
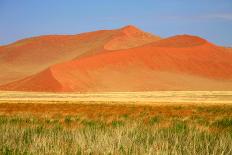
[
  {"left": 149, "top": 116, "right": 161, "bottom": 125},
  {"left": 64, "top": 115, "right": 73, "bottom": 124},
  {"left": 0, "top": 115, "right": 232, "bottom": 155},
  {"left": 212, "top": 118, "right": 232, "bottom": 129},
  {"left": 111, "top": 120, "right": 125, "bottom": 127}
]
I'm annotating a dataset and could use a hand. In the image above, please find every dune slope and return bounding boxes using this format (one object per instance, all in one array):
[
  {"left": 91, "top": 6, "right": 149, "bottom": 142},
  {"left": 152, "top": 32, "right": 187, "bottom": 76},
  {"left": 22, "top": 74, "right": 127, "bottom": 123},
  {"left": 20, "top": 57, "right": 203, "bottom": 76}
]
[
  {"left": 2, "top": 35, "right": 232, "bottom": 92},
  {"left": 0, "top": 25, "right": 160, "bottom": 85}
]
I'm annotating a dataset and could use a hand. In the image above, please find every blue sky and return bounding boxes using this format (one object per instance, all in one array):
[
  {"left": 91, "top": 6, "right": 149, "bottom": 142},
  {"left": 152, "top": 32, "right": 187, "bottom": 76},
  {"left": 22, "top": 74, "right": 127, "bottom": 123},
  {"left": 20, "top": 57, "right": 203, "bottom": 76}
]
[{"left": 0, "top": 0, "right": 232, "bottom": 46}]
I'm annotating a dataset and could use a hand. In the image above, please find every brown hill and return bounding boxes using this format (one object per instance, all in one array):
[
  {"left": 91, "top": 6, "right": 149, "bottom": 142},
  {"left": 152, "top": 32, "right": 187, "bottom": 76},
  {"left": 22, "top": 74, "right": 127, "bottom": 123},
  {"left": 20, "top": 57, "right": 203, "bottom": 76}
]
[
  {"left": 0, "top": 25, "right": 160, "bottom": 85},
  {"left": 2, "top": 34, "right": 232, "bottom": 92}
]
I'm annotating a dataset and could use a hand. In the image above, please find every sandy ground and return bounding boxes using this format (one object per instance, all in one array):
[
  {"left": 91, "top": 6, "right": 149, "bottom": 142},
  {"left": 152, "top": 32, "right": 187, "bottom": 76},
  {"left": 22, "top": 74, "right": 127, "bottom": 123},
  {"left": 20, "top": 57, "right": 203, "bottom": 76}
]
[
  {"left": 1, "top": 91, "right": 232, "bottom": 104},
  {"left": 0, "top": 91, "right": 231, "bottom": 117}
]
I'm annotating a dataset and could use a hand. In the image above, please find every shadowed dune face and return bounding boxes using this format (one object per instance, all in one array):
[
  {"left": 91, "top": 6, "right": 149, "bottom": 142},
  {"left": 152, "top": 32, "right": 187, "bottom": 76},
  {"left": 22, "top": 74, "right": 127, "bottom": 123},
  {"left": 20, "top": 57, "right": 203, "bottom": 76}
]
[
  {"left": 3, "top": 69, "right": 65, "bottom": 92},
  {"left": 1, "top": 33, "right": 232, "bottom": 92},
  {"left": 0, "top": 26, "right": 159, "bottom": 85},
  {"left": 0, "top": 31, "right": 116, "bottom": 85}
]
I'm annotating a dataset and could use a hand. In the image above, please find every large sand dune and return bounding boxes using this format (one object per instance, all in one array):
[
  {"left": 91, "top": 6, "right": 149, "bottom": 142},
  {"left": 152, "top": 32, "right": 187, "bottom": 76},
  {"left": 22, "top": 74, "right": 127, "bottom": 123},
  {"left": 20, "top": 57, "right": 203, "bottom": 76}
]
[{"left": 0, "top": 26, "right": 231, "bottom": 92}]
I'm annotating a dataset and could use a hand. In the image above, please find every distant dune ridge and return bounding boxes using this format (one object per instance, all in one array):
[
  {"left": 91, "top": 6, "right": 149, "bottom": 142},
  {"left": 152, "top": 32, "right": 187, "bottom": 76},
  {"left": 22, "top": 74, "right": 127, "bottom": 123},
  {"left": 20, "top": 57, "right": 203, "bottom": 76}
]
[{"left": 0, "top": 25, "right": 232, "bottom": 92}]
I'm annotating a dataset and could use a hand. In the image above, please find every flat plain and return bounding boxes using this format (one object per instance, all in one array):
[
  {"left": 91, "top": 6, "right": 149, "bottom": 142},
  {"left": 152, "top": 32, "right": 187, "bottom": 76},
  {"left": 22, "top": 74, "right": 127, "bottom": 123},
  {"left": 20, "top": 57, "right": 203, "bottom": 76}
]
[{"left": 0, "top": 91, "right": 232, "bottom": 154}]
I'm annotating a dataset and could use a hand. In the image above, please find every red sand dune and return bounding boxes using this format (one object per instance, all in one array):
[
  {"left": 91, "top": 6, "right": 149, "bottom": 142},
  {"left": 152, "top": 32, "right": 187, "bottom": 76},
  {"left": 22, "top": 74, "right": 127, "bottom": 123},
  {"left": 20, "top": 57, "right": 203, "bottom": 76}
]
[
  {"left": 104, "top": 25, "right": 158, "bottom": 50},
  {"left": 1, "top": 33, "right": 232, "bottom": 92},
  {"left": 0, "top": 25, "right": 160, "bottom": 85}
]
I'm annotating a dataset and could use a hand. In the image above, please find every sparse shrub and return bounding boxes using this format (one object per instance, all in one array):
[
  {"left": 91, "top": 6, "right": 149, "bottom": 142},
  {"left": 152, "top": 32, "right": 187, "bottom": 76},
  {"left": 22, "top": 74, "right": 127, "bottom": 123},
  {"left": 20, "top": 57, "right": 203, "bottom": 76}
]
[
  {"left": 74, "top": 116, "right": 80, "bottom": 122},
  {"left": 212, "top": 118, "right": 232, "bottom": 129},
  {"left": 81, "top": 119, "right": 106, "bottom": 129},
  {"left": 171, "top": 121, "right": 188, "bottom": 133},
  {"left": 45, "top": 118, "right": 52, "bottom": 124},
  {"left": 0, "top": 116, "right": 7, "bottom": 124},
  {"left": 121, "top": 114, "right": 129, "bottom": 119},
  {"left": 111, "top": 120, "right": 124, "bottom": 127},
  {"left": 35, "top": 126, "right": 44, "bottom": 134},
  {"left": 149, "top": 116, "right": 160, "bottom": 125},
  {"left": 9, "top": 117, "right": 23, "bottom": 124},
  {"left": 64, "top": 116, "right": 72, "bottom": 124},
  {"left": 196, "top": 117, "right": 210, "bottom": 126},
  {"left": 53, "top": 123, "right": 63, "bottom": 132}
]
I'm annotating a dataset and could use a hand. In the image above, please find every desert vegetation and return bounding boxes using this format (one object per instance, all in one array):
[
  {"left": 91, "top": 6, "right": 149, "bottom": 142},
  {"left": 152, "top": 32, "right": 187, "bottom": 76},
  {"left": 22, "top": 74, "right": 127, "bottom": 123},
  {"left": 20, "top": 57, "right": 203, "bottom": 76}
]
[{"left": 0, "top": 102, "right": 232, "bottom": 154}]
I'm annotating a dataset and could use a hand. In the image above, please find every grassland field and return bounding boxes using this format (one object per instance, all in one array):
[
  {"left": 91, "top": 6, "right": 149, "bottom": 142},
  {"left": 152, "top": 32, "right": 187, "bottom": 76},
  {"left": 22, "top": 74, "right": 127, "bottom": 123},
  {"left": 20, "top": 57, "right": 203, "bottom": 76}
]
[{"left": 0, "top": 91, "right": 232, "bottom": 154}]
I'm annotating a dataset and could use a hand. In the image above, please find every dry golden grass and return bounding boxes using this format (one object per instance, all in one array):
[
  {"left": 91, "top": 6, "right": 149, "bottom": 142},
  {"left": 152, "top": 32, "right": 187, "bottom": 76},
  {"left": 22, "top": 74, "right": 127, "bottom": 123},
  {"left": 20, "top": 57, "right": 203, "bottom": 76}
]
[
  {"left": 0, "top": 102, "right": 232, "bottom": 120},
  {"left": 0, "top": 91, "right": 232, "bottom": 154}
]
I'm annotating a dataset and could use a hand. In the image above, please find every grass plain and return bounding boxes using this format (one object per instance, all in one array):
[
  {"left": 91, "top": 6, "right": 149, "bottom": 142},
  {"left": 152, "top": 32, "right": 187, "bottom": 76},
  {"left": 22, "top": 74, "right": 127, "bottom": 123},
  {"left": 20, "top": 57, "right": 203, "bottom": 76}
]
[{"left": 0, "top": 91, "right": 232, "bottom": 154}]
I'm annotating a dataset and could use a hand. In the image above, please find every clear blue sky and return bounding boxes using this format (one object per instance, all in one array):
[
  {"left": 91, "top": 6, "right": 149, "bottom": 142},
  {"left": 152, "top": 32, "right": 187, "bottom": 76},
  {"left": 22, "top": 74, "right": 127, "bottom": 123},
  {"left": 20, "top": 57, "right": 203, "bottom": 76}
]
[{"left": 0, "top": 0, "right": 232, "bottom": 46}]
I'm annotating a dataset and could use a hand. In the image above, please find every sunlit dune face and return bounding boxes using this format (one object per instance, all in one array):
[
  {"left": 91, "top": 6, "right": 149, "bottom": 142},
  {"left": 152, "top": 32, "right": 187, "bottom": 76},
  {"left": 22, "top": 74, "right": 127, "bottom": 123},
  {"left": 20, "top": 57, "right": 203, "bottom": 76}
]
[
  {"left": 104, "top": 25, "right": 161, "bottom": 50},
  {"left": 152, "top": 35, "right": 207, "bottom": 48}
]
